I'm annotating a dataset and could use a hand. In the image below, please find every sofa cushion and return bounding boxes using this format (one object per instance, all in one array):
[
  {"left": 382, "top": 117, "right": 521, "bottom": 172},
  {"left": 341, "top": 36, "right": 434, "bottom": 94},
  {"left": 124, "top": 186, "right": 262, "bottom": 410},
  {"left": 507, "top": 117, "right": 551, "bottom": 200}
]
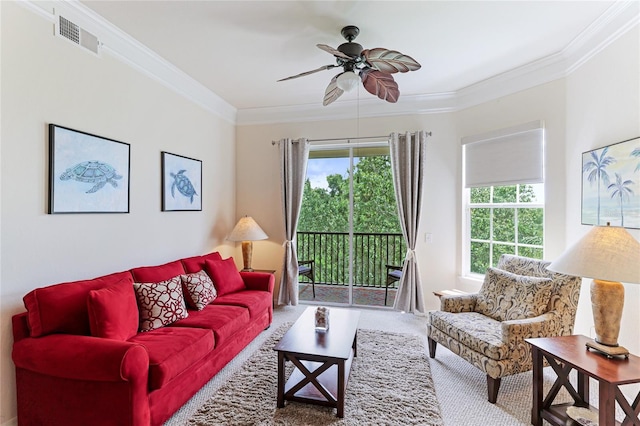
[
  {"left": 205, "top": 258, "right": 245, "bottom": 296},
  {"left": 212, "top": 290, "right": 271, "bottom": 319},
  {"left": 87, "top": 275, "right": 139, "bottom": 340},
  {"left": 181, "top": 252, "right": 222, "bottom": 274},
  {"left": 23, "top": 271, "right": 133, "bottom": 337},
  {"left": 430, "top": 310, "right": 508, "bottom": 360},
  {"left": 180, "top": 270, "right": 217, "bottom": 310},
  {"left": 475, "top": 267, "right": 553, "bottom": 322},
  {"left": 130, "top": 260, "right": 186, "bottom": 283},
  {"left": 133, "top": 276, "right": 189, "bottom": 332},
  {"left": 172, "top": 304, "right": 251, "bottom": 348},
  {"left": 128, "top": 327, "right": 213, "bottom": 391}
]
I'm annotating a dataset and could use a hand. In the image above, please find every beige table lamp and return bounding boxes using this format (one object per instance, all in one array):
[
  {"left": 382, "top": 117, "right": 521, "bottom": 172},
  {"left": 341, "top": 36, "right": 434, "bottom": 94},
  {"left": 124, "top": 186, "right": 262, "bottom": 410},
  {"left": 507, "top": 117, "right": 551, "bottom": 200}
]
[
  {"left": 228, "top": 216, "right": 268, "bottom": 271},
  {"left": 548, "top": 224, "right": 640, "bottom": 358}
]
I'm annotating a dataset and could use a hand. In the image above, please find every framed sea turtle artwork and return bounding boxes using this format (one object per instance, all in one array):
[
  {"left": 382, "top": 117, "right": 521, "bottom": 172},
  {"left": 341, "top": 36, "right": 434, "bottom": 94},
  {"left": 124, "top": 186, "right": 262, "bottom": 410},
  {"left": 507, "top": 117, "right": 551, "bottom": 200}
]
[
  {"left": 48, "top": 124, "right": 130, "bottom": 214},
  {"left": 581, "top": 136, "right": 640, "bottom": 229},
  {"left": 161, "top": 151, "right": 202, "bottom": 212}
]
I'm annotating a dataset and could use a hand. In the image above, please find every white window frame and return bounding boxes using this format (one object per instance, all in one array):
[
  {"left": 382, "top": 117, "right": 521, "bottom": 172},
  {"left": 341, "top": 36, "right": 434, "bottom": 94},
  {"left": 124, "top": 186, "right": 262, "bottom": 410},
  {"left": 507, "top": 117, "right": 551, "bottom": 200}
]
[{"left": 464, "top": 184, "right": 545, "bottom": 278}]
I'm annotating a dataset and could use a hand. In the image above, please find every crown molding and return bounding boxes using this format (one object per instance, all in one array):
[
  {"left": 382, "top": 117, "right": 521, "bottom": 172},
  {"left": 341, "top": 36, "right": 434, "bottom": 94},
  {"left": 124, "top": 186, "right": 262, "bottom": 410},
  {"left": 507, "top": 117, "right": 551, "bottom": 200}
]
[
  {"left": 19, "top": 0, "right": 237, "bottom": 124},
  {"left": 18, "top": 0, "right": 639, "bottom": 126}
]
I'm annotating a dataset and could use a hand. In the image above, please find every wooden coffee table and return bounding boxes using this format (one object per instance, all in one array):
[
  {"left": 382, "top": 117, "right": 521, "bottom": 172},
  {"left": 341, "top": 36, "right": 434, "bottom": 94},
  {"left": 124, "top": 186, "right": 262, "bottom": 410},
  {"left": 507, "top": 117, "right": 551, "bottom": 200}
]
[{"left": 274, "top": 307, "right": 360, "bottom": 418}]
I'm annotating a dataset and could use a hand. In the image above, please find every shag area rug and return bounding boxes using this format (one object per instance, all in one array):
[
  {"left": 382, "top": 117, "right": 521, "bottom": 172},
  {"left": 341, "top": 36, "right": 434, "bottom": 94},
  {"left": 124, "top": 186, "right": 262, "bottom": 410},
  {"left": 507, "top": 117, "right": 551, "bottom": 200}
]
[{"left": 189, "top": 323, "right": 443, "bottom": 425}]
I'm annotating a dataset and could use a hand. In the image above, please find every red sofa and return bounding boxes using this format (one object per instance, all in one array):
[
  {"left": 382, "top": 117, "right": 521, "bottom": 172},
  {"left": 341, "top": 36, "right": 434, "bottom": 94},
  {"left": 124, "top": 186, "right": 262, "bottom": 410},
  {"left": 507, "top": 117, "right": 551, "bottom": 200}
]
[{"left": 11, "top": 252, "right": 274, "bottom": 426}]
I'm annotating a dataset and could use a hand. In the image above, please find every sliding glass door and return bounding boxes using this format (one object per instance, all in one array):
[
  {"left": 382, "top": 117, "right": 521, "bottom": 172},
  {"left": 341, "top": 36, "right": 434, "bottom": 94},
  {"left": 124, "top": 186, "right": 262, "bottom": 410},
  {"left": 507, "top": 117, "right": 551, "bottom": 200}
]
[{"left": 297, "top": 141, "right": 405, "bottom": 307}]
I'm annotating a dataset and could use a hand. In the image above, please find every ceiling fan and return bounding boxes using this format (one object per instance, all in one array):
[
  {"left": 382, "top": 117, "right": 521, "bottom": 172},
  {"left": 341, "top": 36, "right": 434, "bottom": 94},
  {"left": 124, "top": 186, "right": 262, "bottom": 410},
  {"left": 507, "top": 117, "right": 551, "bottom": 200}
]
[{"left": 278, "top": 25, "right": 421, "bottom": 106}]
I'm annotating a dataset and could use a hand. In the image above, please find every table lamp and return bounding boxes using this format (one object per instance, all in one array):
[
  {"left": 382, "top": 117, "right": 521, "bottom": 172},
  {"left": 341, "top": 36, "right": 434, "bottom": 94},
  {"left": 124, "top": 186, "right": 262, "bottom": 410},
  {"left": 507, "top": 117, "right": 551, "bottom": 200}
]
[
  {"left": 547, "top": 224, "right": 640, "bottom": 358},
  {"left": 228, "top": 216, "right": 268, "bottom": 271}
]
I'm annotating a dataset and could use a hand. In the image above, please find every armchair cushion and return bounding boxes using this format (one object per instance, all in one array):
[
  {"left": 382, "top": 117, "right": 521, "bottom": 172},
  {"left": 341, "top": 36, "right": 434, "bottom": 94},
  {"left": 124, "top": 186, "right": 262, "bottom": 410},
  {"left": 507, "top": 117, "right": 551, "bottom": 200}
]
[
  {"left": 475, "top": 267, "right": 553, "bottom": 322},
  {"left": 430, "top": 311, "right": 507, "bottom": 360}
]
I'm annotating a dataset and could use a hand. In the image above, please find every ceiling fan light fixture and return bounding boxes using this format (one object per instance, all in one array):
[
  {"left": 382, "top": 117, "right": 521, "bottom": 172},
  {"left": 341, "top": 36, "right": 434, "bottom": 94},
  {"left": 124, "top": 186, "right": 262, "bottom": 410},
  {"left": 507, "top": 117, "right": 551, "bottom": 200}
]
[{"left": 336, "top": 71, "right": 359, "bottom": 92}]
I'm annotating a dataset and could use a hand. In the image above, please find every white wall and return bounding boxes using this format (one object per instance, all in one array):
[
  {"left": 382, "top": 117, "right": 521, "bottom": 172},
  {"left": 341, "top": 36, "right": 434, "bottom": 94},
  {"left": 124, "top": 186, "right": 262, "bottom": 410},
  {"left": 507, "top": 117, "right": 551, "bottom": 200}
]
[
  {"left": 0, "top": 2, "right": 236, "bottom": 423},
  {"left": 565, "top": 27, "right": 640, "bottom": 355}
]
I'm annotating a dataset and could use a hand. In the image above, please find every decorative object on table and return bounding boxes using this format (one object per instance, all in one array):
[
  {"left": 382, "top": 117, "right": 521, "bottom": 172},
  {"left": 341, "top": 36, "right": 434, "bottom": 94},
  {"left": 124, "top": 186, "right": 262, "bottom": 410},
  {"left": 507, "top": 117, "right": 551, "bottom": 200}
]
[
  {"left": 161, "top": 151, "right": 202, "bottom": 211},
  {"left": 227, "top": 216, "right": 268, "bottom": 271},
  {"left": 548, "top": 224, "right": 640, "bottom": 358},
  {"left": 48, "top": 124, "right": 130, "bottom": 214},
  {"left": 314, "top": 306, "right": 329, "bottom": 331},
  {"left": 582, "top": 136, "right": 640, "bottom": 229},
  {"left": 277, "top": 25, "right": 421, "bottom": 105},
  {"left": 566, "top": 406, "right": 599, "bottom": 425}
]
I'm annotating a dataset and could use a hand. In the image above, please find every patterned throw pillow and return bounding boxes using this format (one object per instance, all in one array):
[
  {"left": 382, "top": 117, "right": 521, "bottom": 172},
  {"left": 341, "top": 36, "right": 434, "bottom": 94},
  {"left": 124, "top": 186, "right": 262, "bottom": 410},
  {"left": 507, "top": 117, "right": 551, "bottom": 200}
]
[
  {"left": 475, "top": 267, "right": 553, "bottom": 322},
  {"left": 133, "top": 275, "right": 188, "bottom": 332},
  {"left": 181, "top": 270, "right": 217, "bottom": 310}
]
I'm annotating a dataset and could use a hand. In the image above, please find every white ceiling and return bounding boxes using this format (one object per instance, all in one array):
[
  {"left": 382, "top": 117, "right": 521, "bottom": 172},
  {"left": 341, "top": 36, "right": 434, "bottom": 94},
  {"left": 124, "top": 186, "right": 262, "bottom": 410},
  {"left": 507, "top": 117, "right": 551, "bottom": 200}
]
[{"left": 80, "top": 1, "right": 620, "bottom": 111}]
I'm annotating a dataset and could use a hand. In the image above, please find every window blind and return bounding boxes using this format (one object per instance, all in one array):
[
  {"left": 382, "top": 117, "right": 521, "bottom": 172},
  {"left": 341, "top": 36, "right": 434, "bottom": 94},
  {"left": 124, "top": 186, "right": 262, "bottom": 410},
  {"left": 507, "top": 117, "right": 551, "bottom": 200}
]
[{"left": 462, "top": 120, "right": 544, "bottom": 188}]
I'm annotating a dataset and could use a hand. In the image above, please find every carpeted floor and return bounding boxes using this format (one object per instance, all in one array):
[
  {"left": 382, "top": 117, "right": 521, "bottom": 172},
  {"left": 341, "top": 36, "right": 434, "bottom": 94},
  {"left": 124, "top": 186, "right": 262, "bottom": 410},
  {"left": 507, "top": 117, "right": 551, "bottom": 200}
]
[
  {"left": 163, "top": 305, "right": 631, "bottom": 425},
  {"left": 188, "top": 323, "right": 443, "bottom": 425}
]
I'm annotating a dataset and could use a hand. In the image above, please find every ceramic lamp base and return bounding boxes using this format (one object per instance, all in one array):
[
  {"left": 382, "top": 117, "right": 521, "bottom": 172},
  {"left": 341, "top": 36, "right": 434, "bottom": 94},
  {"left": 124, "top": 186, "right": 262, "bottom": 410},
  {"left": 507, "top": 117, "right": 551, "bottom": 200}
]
[
  {"left": 586, "top": 339, "right": 629, "bottom": 359},
  {"left": 241, "top": 241, "right": 253, "bottom": 271}
]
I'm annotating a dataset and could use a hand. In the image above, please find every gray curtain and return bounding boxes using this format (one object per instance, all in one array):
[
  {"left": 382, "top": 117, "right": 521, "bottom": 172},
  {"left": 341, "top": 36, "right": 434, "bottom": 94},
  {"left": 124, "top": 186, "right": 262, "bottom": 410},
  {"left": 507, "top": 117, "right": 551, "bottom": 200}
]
[
  {"left": 277, "top": 138, "right": 310, "bottom": 306},
  {"left": 389, "top": 131, "right": 428, "bottom": 314}
]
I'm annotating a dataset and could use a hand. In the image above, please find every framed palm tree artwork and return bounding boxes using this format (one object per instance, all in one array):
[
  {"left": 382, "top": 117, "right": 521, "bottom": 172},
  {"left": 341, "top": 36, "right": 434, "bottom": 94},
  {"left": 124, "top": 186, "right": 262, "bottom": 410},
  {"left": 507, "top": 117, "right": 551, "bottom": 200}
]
[{"left": 582, "top": 136, "right": 640, "bottom": 229}]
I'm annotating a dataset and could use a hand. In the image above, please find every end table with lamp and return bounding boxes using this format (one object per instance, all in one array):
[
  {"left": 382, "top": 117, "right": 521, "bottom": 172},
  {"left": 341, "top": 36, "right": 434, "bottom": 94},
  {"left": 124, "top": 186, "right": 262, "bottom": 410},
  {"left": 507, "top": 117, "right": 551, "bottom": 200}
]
[{"left": 526, "top": 223, "right": 640, "bottom": 426}]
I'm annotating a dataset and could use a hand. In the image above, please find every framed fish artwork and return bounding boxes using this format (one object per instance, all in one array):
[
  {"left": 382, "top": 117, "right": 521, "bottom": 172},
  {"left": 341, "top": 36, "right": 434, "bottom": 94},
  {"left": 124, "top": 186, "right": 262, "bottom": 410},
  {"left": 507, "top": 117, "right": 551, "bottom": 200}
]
[
  {"left": 161, "top": 151, "right": 202, "bottom": 212},
  {"left": 49, "top": 124, "right": 130, "bottom": 214}
]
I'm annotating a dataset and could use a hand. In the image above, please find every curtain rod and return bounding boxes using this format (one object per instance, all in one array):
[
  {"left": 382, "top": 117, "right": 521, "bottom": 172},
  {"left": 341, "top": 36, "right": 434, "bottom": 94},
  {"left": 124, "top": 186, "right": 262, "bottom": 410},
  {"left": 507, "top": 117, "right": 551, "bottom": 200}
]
[{"left": 271, "top": 132, "right": 431, "bottom": 145}]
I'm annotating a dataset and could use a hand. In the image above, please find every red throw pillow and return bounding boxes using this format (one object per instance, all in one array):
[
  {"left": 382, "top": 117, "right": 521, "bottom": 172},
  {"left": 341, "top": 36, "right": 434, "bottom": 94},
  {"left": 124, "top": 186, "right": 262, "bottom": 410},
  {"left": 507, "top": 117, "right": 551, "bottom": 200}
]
[
  {"left": 181, "top": 252, "right": 222, "bottom": 274},
  {"left": 205, "top": 258, "right": 245, "bottom": 296},
  {"left": 87, "top": 275, "right": 138, "bottom": 340},
  {"left": 133, "top": 276, "right": 189, "bottom": 332},
  {"left": 180, "top": 270, "right": 217, "bottom": 310},
  {"left": 23, "top": 271, "right": 133, "bottom": 337}
]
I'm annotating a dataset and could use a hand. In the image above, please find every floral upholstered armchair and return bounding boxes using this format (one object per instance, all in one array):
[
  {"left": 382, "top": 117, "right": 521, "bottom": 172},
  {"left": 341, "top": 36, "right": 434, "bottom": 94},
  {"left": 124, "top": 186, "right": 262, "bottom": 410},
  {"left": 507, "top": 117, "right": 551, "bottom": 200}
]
[{"left": 427, "top": 254, "right": 581, "bottom": 403}]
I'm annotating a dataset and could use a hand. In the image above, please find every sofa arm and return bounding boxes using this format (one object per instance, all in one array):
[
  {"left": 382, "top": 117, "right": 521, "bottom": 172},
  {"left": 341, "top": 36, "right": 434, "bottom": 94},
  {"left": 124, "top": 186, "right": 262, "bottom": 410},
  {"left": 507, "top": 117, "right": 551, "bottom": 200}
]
[
  {"left": 440, "top": 293, "right": 477, "bottom": 313},
  {"left": 13, "top": 334, "right": 148, "bottom": 382},
  {"left": 501, "top": 312, "right": 557, "bottom": 344},
  {"left": 240, "top": 271, "right": 275, "bottom": 293}
]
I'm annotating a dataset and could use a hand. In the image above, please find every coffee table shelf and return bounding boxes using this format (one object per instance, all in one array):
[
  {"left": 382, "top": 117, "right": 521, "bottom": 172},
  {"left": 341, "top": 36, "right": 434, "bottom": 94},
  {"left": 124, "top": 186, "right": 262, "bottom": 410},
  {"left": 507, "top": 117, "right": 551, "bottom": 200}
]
[{"left": 274, "top": 307, "right": 360, "bottom": 418}]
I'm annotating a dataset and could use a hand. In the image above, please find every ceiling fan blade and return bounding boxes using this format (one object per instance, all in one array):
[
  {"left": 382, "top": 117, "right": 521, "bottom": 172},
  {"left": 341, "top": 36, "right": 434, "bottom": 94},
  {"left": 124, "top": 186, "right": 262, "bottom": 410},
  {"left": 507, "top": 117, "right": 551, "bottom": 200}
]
[
  {"left": 323, "top": 74, "right": 345, "bottom": 106},
  {"left": 360, "top": 69, "right": 400, "bottom": 103},
  {"left": 317, "top": 44, "right": 352, "bottom": 60},
  {"left": 277, "top": 64, "right": 336, "bottom": 82},
  {"left": 362, "top": 48, "right": 421, "bottom": 74}
]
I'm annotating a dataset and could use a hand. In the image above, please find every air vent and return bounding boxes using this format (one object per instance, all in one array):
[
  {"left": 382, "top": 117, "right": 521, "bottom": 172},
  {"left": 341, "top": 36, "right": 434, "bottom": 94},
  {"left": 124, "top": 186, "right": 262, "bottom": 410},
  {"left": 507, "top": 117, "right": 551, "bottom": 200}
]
[{"left": 56, "top": 15, "right": 100, "bottom": 56}]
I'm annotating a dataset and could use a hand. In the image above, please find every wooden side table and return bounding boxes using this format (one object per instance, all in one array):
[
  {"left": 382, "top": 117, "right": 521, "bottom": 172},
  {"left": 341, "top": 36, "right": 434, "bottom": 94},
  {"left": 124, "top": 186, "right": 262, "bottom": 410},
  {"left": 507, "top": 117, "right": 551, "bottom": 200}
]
[
  {"left": 526, "top": 335, "right": 640, "bottom": 426},
  {"left": 433, "top": 289, "right": 467, "bottom": 299}
]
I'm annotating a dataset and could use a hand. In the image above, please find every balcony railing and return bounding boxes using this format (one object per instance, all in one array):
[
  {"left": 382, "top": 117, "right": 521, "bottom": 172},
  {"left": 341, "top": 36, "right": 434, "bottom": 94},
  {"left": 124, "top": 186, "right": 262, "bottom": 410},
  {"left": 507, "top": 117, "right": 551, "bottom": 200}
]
[{"left": 297, "top": 231, "right": 406, "bottom": 288}]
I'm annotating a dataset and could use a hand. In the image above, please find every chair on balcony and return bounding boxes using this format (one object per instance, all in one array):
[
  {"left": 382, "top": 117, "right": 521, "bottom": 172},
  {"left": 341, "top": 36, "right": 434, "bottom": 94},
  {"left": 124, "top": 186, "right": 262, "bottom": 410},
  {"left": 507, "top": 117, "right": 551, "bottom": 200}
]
[
  {"left": 298, "top": 260, "right": 316, "bottom": 298},
  {"left": 426, "top": 254, "right": 581, "bottom": 403},
  {"left": 385, "top": 264, "right": 403, "bottom": 305}
]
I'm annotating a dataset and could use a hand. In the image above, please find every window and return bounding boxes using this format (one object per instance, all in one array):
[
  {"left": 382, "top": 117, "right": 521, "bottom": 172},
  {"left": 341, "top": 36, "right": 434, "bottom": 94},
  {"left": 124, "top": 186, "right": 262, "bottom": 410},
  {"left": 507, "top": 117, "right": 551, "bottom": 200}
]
[
  {"left": 468, "top": 184, "right": 544, "bottom": 274},
  {"left": 462, "top": 121, "right": 545, "bottom": 276}
]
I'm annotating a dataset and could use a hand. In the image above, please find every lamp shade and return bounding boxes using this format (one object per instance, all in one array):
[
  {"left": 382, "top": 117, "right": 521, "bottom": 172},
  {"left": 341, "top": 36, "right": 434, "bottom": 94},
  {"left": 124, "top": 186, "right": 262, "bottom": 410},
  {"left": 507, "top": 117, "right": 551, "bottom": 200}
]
[
  {"left": 547, "top": 225, "right": 640, "bottom": 284},
  {"left": 336, "top": 71, "right": 360, "bottom": 92},
  {"left": 228, "top": 216, "right": 268, "bottom": 242}
]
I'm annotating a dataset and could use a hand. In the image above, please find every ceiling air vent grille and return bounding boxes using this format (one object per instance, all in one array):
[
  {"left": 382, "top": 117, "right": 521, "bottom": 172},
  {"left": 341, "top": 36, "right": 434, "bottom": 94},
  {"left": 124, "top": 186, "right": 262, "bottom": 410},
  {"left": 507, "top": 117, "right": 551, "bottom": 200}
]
[{"left": 56, "top": 15, "right": 100, "bottom": 56}]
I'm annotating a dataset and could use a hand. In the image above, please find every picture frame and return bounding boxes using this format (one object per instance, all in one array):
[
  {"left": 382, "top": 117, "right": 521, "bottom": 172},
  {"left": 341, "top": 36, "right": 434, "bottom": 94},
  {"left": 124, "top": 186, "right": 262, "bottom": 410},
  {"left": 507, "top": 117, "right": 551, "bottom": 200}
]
[
  {"left": 161, "top": 151, "right": 202, "bottom": 211},
  {"left": 49, "top": 124, "right": 130, "bottom": 214},
  {"left": 581, "top": 136, "right": 640, "bottom": 229}
]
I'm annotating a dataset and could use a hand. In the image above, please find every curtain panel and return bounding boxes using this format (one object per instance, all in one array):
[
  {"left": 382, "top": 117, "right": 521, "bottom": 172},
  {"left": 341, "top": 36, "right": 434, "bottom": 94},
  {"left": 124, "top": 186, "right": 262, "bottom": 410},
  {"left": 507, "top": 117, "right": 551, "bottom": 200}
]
[
  {"left": 389, "top": 131, "right": 429, "bottom": 314},
  {"left": 277, "top": 138, "right": 310, "bottom": 306}
]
